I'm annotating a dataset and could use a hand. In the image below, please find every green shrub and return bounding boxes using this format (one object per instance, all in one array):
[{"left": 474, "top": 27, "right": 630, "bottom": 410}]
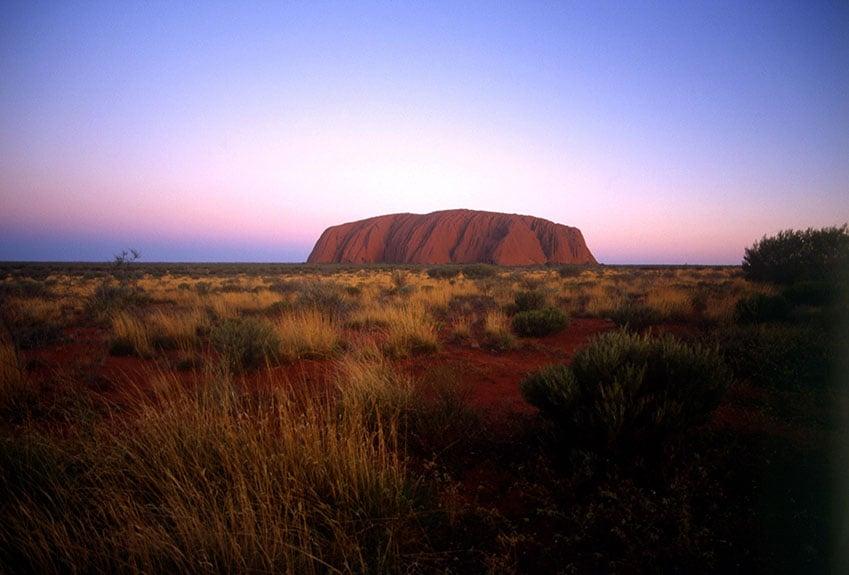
[
  {"left": 610, "top": 302, "right": 662, "bottom": 331},
  {"left": 514, "top": 290, "right": 547, "bottom": 313},
  {"left": 734, "top": 293, "right": 791, "bottom": 323},
  {"left": 742, "top": 225, "right": 849, "bottom": 284},
  {"left": 210, "top": 317, "right": 279, "bottom": 372},
  {"left": 521, "top": 331, "right": 729, "bottom": 453},
  {"left": 512, "top": 307, "right": 569, "bottom": 337}
]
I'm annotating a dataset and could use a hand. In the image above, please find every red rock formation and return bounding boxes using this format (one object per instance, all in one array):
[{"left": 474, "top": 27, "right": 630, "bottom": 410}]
[{"left": 307, "top": 209, "right": 597, "bottom": 265}]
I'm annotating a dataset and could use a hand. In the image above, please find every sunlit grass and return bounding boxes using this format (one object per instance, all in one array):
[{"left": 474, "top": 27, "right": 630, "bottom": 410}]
[
  {"left": 0, "top": 366, "right": 422, "bottom": 573},
  {"left": 482, "top": 309, "right": 516, "bottom": 350},
  {"left": 276, "top": 309, "right": 342, "bottom": 360},
  {"left": 381, "top": 304, "right": 440, "bottom": 358},
  {"left": 110, "top": 311, "right": 152, "bottom": 356}
]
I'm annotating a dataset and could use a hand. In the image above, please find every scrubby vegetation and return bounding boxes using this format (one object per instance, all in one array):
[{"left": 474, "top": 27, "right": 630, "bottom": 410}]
[
  {"left": 743, "top": 224, "right": 849, "bottom": 284},
  {"left": 512, "top": 307, "right": 569, "bottom": 337},
  {"left": 521, "top": 331, "right": 729, "bottom": 453},
  {"left": 0, "top": 254, "right": 844, "bottom": 573}
]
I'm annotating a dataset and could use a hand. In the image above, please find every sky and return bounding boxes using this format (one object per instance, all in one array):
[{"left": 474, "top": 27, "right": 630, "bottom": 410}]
[{"left": 1, "top": 1, "right": 847, "bottom": 264}]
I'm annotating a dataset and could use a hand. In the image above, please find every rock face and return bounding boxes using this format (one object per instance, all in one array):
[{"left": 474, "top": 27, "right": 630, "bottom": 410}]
[{"left": 307, "top": 209, "right": 597, "bottom": 265}]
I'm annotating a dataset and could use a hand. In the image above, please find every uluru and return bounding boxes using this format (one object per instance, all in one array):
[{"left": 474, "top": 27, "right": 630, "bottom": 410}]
[{"left": 307, "top": 209, "right": 597, "bottom": 265}]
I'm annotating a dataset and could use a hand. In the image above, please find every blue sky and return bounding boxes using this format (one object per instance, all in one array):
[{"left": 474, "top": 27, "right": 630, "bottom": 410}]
[{"left": 1, "top": 1, "right": 847, "bottom": 263}]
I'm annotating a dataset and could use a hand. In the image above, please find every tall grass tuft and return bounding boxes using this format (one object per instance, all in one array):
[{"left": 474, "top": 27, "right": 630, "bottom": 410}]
[
  {"left": 110, "top": 311, "right": 152, "bottom": 357},
  {"left": 276, "top": 309, "right": 342, "bottom": 360},
  {"left": 382, "top": 305, "right": 439, "bottom": 358}
]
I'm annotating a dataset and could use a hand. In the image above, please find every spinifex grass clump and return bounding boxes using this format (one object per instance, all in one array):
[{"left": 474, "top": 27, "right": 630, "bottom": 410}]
[
  {"left": 513, "top": 289, "right": 547, "bottom": 313},
  {"left": 210, "top": 317, "right": 279, "bottom": 371},
  {"left": 482, "top": 310, "right": 517, "bottom": 350},
  {"left": 521, "top": 330, "right": 729, "bottom": 453},
  {"left": 512, "top": 307, "right": 569, "bottom": 337},
  {"left": 276, "top": 309, "right": 342, "bottom": 360}
]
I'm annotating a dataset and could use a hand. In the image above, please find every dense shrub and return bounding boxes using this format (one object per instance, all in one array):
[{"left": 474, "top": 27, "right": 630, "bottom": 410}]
[
  {"left": 514, "top": 290, "right": 547, "bottom": 313},
  {"left": 512, "top": 307, "right": 569, "bottom": 337},
  {"left": 734, "top": 293, "right": 791, "bottom": 323},
  {"left": 210, "top": 317, "right": 279, "bottom": 372},
  {"left": 742, "top": 225, "right": 849, "bottom": 284},
  {"left": 521, "top": 331, "right": 729, "bottom": 452},
  {"left": 781, "top": 281, "right": 845, "bottom": 307}
]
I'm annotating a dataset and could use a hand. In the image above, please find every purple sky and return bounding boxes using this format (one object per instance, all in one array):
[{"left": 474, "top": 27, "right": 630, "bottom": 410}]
[{"left": 1, "top": 1, "right": 848, "bottom": 263}]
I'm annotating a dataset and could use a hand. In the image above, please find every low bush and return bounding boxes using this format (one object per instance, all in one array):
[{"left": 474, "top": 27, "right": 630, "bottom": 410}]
[
  {"left": 512, "top": 307, "right": 569, "bottom": 337},
  {"left": 514, "top": 290, "right": 547, "bottom": 313},
  {"left": 734, "top": 293, "right": 791, "bottom": 323},
  {"left": 521, "top": 331, "right": 729, "bottom": 453},
  {"left": 210, "top": 317, "right": 279, "bottom": 372}
]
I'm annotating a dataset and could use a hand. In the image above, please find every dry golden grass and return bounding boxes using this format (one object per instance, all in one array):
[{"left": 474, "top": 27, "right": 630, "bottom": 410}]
[
  {"left": 482, "top": 310, "right": 516, "bottom": 350},
  {"left": 148, "top": 307, "right": 207, "bottom": 350},
  {"left": 208, "top": 290, "right": 282, "bottom": 318},
  {"left": 451, "top": 316, "right": 472, "bottom": 342},
  {"left": 111, "top": 311, "right": 152, "bottom": 356},
  {"left": 0, "top": 336, "right": 24, "bottom": 400},
  {"left": 276, "top": 309, "right": 342, "bottom": 360},
  {"left": 645, "top": 286, "right": 693, "bottom": 320},
  {"left": 336, "top": 352, "right": 414, "bottom": 423},
  {"left": 1, "top": 366, "right": 420, "bottom": 573},
  {"left": 3, "top": 297, "right": 64, "bottom": 325},
  {"left": 381, "top": 304, "right": 440, "bottom": 358}
]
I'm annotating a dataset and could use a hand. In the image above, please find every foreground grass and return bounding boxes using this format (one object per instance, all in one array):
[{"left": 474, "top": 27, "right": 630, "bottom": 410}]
[{"left": 0, "top": 366, "right": 428, "bottom": 573}]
